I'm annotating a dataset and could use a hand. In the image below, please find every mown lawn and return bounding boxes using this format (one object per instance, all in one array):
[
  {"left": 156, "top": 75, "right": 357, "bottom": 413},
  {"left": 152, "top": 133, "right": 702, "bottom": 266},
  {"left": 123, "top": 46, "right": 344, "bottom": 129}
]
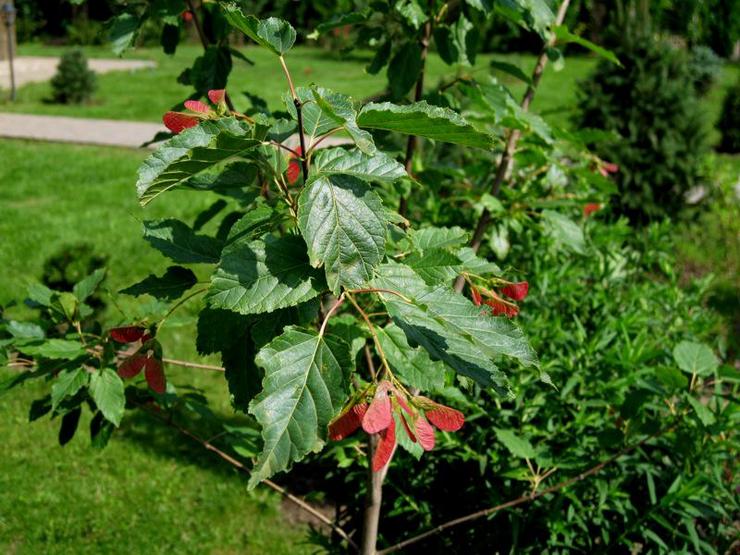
[
  {"left": 0, "top": 139, "right": 313, "bottom": 555},
  {"left": 3, "top": 43, "right": 597, "bottom": 128}
]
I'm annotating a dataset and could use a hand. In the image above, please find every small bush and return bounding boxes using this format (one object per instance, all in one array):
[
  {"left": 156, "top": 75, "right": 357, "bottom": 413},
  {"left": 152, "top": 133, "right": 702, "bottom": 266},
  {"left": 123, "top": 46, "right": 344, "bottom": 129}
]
[
  {"left": 50, "top": 49, "right": 97, "bottom": 105},
  {"left": 687, "top": 45, "right": 723, "bottom": 95},
  {"left": 718, "top": 78, "right": 740, "bottom": 153},
  {"left": 576, "top": 34, "right": 708, "bottom": 223}
]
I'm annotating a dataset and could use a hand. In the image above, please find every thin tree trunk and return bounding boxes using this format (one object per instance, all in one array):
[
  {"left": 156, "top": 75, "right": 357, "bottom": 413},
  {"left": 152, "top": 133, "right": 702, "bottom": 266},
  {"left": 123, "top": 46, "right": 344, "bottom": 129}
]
[
  {"left": 398, "top": 5, "right": 433, "bottom": 217},
  {"left": 453, "top": 0, "right": 572, "bottom": 292},
  {"left": 360, "top": 435, "right": 391, "bottom": 554}
]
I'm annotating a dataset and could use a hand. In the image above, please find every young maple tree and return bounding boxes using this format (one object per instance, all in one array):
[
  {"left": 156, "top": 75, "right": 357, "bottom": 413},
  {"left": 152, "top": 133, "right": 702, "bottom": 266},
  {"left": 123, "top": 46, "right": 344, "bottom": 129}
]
[{"left": 9, "top": 2, "right": 733, "bottom": 554}]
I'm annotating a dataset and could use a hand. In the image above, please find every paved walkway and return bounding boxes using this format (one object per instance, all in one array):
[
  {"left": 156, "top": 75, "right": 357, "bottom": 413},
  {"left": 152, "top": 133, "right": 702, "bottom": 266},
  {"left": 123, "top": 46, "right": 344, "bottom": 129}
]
[
  {"left": 0, "top": 56, "right": 156, "bottom": 89},
  {"left": 0, "top": 112, "right": 354, "bottom": 150},
  {"left": 0, "top": 112, "right": 165, "bottom": 148}
]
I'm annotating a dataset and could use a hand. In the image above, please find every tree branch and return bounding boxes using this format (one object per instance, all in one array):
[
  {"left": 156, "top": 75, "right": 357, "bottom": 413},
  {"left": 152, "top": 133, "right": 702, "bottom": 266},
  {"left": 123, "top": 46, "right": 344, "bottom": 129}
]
[
  {"left": 398, "top": 2, "right": 434, "bottom": 218},
  {"left": 454, "top": 0, "right": 572, "bottom": 293},
  {"left": 145, "top": 406, "right": 358, "bottom": 550},
  {"left": 377, "top": 420, "right": 673, "bottom": 554}
]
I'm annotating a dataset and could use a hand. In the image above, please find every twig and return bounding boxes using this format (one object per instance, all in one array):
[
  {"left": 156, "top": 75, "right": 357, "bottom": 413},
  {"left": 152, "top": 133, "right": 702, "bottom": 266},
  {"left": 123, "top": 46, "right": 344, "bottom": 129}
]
[
  {"left": 162, "top": 357, "right": 224, "bottom": 371},
  {"left": 377, "top": 420, "right": 673, "bottom": 554},
  {"left": 349, "top": 288, "right": 413, "bottom": 304},
  {"left": 453, "top": 0, "right": 572, "bottom": 294},
  {"left": 279, "top": 55, "right": 309, "bottom": 181},
  {"left": 145, "top": 406, "right": 358, "bottom": 550},
  {"left": 318, "top": 294, "right": 346, "bottom": 337}
]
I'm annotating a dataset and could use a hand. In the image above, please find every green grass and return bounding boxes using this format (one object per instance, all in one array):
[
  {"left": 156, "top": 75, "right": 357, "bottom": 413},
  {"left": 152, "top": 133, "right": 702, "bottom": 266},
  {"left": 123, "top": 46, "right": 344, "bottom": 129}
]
[
  {"left": 2, "top": 43, "right": 597, "bottom": 127},
  {"left": 0, "top": 368, "right": 313, "bottom": 555},
  {"left": 0, "top": 139, "right": 313, "bottom": 554}
]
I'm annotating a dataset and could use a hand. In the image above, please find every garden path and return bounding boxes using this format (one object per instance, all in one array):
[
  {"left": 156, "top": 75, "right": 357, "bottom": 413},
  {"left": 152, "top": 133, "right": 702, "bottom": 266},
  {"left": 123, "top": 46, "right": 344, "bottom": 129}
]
[
  {"left": 0, "top": 56, "right": 156, "bottom": 89},
  {"left": 0, "top": 112, "right": 165, "bottom": 148},
  {"left": 0, "top": 112, "right": 353, "bottom": 149}
]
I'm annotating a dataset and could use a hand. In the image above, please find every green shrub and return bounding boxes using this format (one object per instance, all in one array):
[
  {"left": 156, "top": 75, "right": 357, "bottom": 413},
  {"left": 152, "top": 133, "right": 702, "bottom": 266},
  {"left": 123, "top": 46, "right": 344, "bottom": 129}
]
[
  {"left": 50, "top": 49, "right": 97, "bottom": 105},
  {"left": 718, "top": 78, "right": 740, "bottom": 153},
  {"left": 687, "top": 45, "right": 723, "bottom": 96},
  {"left": 41, "top": 243, "right": 106, "bottom": 293},
  {"left": 319, "top": 219, "right": 738, "bottom": 553},
  {"left": 576, "top": 34, "right": 708, "bottom": 223}
]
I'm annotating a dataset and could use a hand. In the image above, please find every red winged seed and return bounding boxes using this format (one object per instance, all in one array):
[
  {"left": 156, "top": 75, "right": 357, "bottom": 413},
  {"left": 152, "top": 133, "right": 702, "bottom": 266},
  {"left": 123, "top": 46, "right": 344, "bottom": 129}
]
[
  {"left": 426, "top": 406, "right": 465, "bottom": 432},
  {"left": 399, "top": 412, "right": 417, "bottom": 442},
  {"left": 163, "top": 112, "right": 199, "bottom": 134},
  {"left": 484, "top": 298, "right": 519, "bottom": 318},
  {"left": 394, "top": 390, "right": 413, "bottom": 415},
  {"left": 471, "top": 287, "right": 482, "bottom": 306},
  {"left": 110, "top": 326, "right": 147, "bottom": 343},
  {"left": 583, "top": 203, "right": 602, "bottom": 217},
  {"left": 118, "top": 354, "right": 147, "bottom": 378},
  {"left": 329, "top": 403, "right": 368, "bottom": 441},
  {"left": 362, "top": 393, "right": 392, "bottom": 434},
  {"left": 144, "top": 358, "right": 166, "bottom": 394},
  {"left": 501, "top": 281, "right": 529, "bottom": 301},
  {"left": 286, "top": 160, "right": 301, "bottom": 184},
  {"left": 207, "top": 89, "right": 226, "bottom": 105},
  {"left": 415, "top": 417, "right": 436, "bottom": 451},
  {"left": 184, "top": 100, "right": 210, "bottom": 114},
  {"left": 372, "top": 418, "right": 396, "bottom": 472}
]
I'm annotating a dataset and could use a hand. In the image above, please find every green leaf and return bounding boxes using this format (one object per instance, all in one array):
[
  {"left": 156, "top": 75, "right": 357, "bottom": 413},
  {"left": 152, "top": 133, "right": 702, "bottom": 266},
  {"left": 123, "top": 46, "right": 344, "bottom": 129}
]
[
  {"left": 51, "top": 368, "right": 88, "bottom": 411},
  {"left": 7, "top": 320, "right": 45, "bottom": 339},
  {"left": 136, "top": 118, "right": 260, "bottom": 205},
  {"left": 73, "top": 268, "right": 106, "bottom": 302},
  {"left": 143, "top": 219, "right": 223, "bottom": 264},
  {"left": 464, "top": 81, "right": 552, "bottom": 143},
  {"left": 248, "top": 326, "right": 350, "bottom": 487},
  {"left": 120, "top": 266, "right": 197, "bottom": 301},
  {"left": 109, "top": 13, "right": 140, "bottom": 56},
  {"left": 224, "top": 202, "right": 281, "bottom": 246},
  {"left": 327, "top": 314, "right": 368, "bottom": 365},
  {"left": 456, "top": 247, "right": 502, "bottom": 275},
  {"left": 313, "top": 148, "right": 406, "bottom": 183},
  {"left": 207, "top": 234, "right": 325, "bottom": 315},
  {"left": 89, "top": 368, "right": 126, "bottom": 427},
  {"left": 221, "top": 4, "right": 296, "bottom": 55},
  {"left": 366, "top": 41, "right": 391, "bottom": 75},
  {"left": 673, "top": 341, "right": 719, "bottom": 377},
  {"left": 434, "top": 15, "right": 477, "bottom": 66},
  {"left": 298, "top": 175, "right": 387, "bottom": 293},
  {"left": 553, "top": 25, "right": 620, "bottom": 66},
  {"left": 26, "top": 282, "right": 55, "bottom": 307},
  {"left": 404, "top": 249, "right": 461, "bottom": 284},
  {"left": 410, "top": 226, "right": 468, "bottom": 250},
  {"left": 465, "top": 0, "right": 493, "bottom": 12},
  {"left": 541, "top": 210, "right": 585, "bottom": 254},
  {"left": 377, "top": 324, "right": 446, "bottom": 391},
  {"left": 388, "top": 42, "right": 423, "bottom": 98},
  {"left": 373, "top": 262, "right": 536, "bottom": 393},
  {"left": 395, "top": 0, "right": 428, "bottom": 29},
  {"left": 311, "top": 10, "right": 370, "bottom": 37},
  {"left": 490, "top": 60, "right": 532, "bottom": 84},
  {"left": 22, "top": 339, "right": 86, "bottom": 360},
  {"left": 284, "top": 87, "right": 375, "bottom": 154},
  {"left": 197, "top": 308, "right": 262, "bottom": 412},
  {"left": 59, "top": 407, "right": 81, "bottom": 446},
  {"left": 310, "top": 87, "right": 376, "bottom": 154},
  {"left": 494, "top": 427, "right": 536, "bottom": 459},
  {"left": 358, "top": 101, "right": 494, "bottom": 149},
  {"left": 497, "top": 0, "right": 554, "bottom": 37},
  {"left": 686, "top": 396, "right": 716, "bottom": 427},
  {"left": 283, "top": 87, "right": 337, "bottom": 145}
]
